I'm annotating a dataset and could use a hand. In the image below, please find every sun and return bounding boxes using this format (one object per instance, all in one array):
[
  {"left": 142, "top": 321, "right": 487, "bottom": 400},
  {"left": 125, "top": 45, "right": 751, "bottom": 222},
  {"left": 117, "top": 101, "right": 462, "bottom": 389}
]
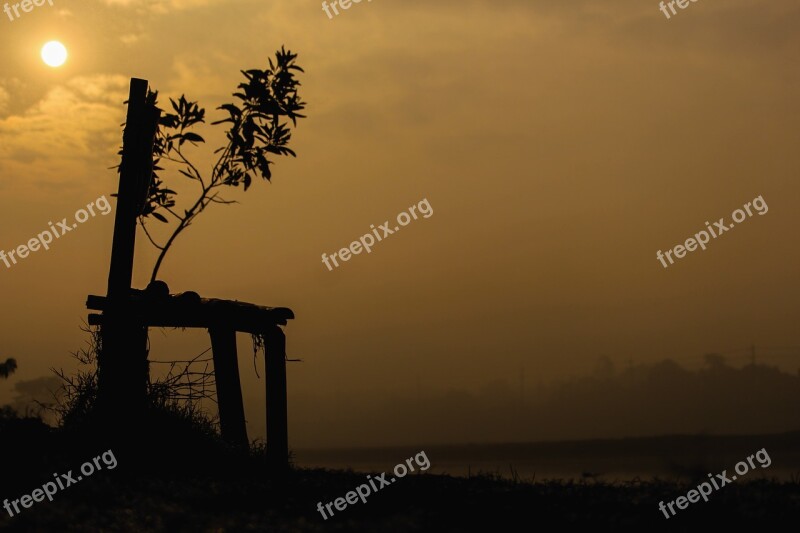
[{"left": 41, "top": 41, "right": 68, "bottom": 68}]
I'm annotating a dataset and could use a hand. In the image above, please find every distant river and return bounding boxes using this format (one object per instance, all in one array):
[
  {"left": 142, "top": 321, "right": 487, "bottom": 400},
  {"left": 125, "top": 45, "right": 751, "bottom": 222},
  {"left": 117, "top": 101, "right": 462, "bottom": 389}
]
[{"left": 295, "top": 432, "right": 800, "bottom": 481}]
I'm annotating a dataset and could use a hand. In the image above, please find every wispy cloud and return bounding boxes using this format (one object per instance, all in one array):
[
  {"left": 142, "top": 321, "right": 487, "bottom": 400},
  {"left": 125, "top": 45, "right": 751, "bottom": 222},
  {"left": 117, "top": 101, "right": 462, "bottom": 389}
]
[
  {"left": 101, "top": 0, "right": 230, "bottom": 14},
  {"left": 0, "top": 87, "right": 9, "bottom": 115},
  {"left": 0, "top": 75, "right": 128, "bottom": 190}
]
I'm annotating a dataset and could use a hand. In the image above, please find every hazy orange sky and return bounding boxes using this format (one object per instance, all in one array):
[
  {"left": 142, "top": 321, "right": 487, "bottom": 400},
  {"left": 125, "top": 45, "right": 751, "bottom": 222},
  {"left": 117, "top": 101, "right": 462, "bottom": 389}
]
[{"left": 0, "top": 0, "right": 798, "bottom": 445}]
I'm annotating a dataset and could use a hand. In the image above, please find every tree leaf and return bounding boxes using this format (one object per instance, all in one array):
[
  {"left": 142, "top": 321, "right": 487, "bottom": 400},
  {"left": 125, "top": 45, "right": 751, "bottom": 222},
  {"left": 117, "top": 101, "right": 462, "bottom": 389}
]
[{"left": 182, "top": 132, "right": 205, "bottom": 144}]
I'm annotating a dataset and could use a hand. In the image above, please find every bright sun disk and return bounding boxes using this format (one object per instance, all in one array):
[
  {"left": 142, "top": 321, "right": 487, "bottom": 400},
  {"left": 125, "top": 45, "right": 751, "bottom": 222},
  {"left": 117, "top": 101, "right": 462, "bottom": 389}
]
[{"left": 41, "top": 41, "right": 67, "bottom": 67}]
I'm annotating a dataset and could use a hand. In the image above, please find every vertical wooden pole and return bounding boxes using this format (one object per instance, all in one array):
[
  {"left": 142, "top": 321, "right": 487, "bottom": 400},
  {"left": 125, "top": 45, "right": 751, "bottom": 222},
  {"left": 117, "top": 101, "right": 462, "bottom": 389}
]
[
  {"left": 264, "top": 325, "right": 289, "bottom": 471},
  {"left": 97, "top": 78, "right": 160, "bottom": 422},
  {"left": 107, "top": 78, "right": 157, "bottom": 300},
  {"left": 209, "top": 328, "right": 249, "bottom": 449}
]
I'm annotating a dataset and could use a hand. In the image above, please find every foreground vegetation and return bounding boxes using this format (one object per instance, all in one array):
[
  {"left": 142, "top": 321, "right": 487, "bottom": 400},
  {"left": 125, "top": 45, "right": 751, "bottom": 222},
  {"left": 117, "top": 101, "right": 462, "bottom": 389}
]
[{"left": 0, "top": 411, "right": 797, "bottom": 532}]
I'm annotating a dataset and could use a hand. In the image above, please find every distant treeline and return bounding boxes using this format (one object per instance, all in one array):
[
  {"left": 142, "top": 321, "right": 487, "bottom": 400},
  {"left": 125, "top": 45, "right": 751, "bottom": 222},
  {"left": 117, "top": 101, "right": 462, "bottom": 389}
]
[
  {"left": 9, "top": 357, "right": 799, "bottom": 447},
  {"left": 291, "top": 357, "right": 800, "bottom": 447}
]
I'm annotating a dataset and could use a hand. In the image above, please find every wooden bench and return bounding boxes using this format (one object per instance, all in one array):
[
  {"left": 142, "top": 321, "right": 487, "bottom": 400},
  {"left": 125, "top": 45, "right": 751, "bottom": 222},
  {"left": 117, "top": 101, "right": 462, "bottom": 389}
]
[{"left": 90, "top": 78, "right": 292, "bottom": 470}]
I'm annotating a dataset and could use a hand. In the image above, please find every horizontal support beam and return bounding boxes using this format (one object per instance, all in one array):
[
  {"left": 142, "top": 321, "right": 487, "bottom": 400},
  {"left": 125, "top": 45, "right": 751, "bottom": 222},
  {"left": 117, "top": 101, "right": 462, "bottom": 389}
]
[{"left": 87, "top": 291, "right": 294, "bottom": 332}]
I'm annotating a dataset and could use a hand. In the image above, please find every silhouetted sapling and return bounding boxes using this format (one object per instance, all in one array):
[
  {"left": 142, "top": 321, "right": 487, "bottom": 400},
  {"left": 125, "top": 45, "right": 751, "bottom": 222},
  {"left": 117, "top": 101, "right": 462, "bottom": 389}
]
[{"left": 118, "top": 47, "right": 306, "bottom": 282}]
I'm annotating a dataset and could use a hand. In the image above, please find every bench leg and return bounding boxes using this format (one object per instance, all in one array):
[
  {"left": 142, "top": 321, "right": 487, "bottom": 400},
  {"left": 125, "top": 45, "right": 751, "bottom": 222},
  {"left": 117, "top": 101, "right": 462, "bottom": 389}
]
[
  {"left": 264, "top": 325, "right": 289, "bottom": 471},
  {"left": 210, "top": 327, "right": 249, "bottom": 449},
  {"left": 97, "top": 317, "right": 149, "bottom": 432}
]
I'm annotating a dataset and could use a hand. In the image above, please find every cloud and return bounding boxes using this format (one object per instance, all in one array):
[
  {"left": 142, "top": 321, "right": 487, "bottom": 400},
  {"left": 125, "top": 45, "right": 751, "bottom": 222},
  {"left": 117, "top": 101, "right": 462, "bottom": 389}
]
[
  {"left": 101, "top": 0, "right": 227, "bottom": 14},
  {"left": 120, "top": 33, "right": 143, "bottom": 46},
  {"left": 0, "top": 75, "right": 129, "bottom": 191},
  {"left": 0, "top": 86, "right": 9, "bottom": 115}
]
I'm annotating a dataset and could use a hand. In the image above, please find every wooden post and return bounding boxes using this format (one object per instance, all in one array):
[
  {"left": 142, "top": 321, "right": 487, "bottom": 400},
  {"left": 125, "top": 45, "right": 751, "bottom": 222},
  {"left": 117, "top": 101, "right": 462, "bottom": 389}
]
[
  {"left": 97, "top": 78, "right": 160, "bottom": 421},
  {"left": 107, "top": 78, "right": 159, "bottom": 299},
  {"left": 209, "top": 328, "right": 249, "bottom": 449},
  {"left": 264, "top": 325, "right": 289, "bottom": 471}
]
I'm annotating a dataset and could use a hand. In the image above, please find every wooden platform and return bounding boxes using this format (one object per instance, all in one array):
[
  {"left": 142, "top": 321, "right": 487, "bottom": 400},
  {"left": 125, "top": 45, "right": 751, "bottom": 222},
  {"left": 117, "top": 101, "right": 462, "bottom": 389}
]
[{"left": 87, "top": 290, "right": 294, "bottom": 332}]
